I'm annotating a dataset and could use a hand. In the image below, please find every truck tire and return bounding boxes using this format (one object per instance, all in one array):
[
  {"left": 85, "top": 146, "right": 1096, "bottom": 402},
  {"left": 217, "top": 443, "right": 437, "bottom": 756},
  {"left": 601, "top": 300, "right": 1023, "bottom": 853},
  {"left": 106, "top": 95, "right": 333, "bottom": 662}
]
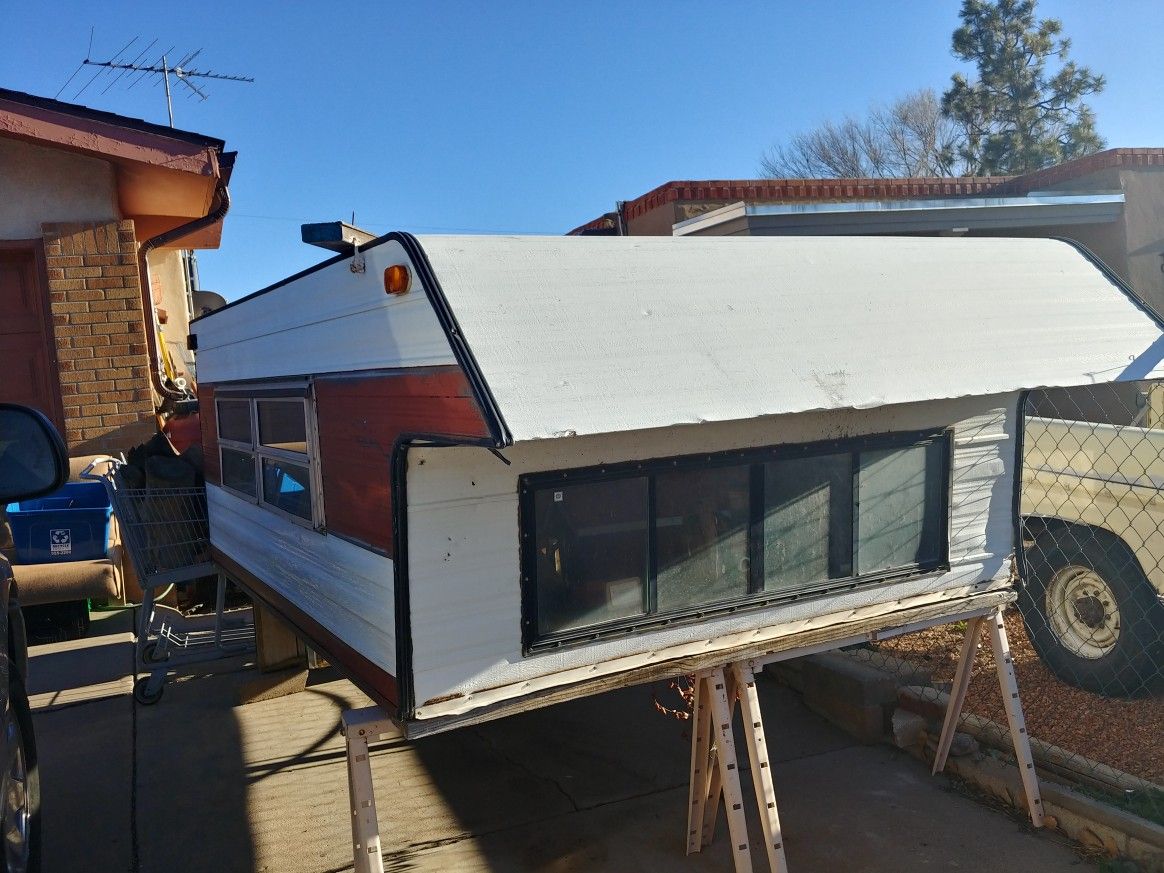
[
  {"left": 1020, "top": 527, "right": 1164, "bottom": 697},
  {"left": 1, "top": 672, "right": 40, "bottom": 873}
]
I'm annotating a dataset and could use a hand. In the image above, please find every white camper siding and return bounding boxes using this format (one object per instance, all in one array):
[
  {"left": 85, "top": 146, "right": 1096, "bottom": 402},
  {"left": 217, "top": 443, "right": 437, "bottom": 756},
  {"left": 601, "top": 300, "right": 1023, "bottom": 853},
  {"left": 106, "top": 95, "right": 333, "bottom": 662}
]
[
  {"left": 405, "top": 394, "right": 1017, "bottom": 719},
  {"left": 191, "top": 239, "right": 455, "bottom": 384},
  {"left": 208, "top": 486, "right": 396, "bottom": 675}
]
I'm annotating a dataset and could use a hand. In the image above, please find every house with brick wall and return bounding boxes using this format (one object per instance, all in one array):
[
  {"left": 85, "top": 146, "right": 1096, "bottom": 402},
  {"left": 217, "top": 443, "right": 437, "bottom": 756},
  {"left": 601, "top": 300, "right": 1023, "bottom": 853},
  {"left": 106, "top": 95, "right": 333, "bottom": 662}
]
[
  {"left": 571, "top": 148, "right": 1164, "bottom": 316},
  {"left": 0, "top": 87, "right": 233, "bottom": 455}
]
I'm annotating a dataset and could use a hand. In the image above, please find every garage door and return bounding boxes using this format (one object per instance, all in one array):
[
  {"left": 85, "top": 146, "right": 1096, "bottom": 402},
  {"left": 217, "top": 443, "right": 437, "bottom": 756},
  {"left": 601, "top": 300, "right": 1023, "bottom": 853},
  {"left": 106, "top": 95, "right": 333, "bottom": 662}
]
[{"left": 0, "top": 244, "right": 64, "bottom": 432}]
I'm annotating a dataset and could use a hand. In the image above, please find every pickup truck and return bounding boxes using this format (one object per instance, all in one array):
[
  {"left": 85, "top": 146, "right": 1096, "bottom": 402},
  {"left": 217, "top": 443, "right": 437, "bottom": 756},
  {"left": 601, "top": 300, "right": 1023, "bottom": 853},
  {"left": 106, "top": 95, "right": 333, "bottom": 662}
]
[{"left": 1021, "top": 415, "right": 1164, "bottom": 697}]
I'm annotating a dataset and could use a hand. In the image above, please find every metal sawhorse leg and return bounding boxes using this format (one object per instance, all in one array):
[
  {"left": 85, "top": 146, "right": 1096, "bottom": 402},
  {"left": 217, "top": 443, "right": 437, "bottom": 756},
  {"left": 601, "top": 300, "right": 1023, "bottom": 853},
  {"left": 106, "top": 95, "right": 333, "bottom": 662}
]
[{"left": 341, "top": 707, "right": 397, "bottom": 873}]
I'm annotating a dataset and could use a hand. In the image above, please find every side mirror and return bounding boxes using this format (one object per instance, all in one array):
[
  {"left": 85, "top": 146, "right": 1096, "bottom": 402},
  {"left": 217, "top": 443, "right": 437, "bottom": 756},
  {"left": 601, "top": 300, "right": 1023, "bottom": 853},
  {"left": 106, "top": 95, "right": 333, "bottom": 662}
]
[{"left": 0, "top": 404, "right": 68, "bottom": 504}]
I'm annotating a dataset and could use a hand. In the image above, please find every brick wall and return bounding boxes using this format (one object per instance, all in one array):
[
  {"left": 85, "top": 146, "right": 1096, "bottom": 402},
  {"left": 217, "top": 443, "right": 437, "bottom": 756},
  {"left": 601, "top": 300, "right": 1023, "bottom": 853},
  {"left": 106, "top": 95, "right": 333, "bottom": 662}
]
[{"left": 41, "top": 220, "right": 157, "bottom": 455}]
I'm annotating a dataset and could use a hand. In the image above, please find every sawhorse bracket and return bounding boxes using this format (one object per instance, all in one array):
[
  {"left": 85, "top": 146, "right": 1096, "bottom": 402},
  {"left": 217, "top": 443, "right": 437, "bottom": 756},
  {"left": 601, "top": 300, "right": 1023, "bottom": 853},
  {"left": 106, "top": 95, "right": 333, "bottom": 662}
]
[
  {"left": 683, "top": 603, "right": 1044, "bottom": 872},
  {"left": 341, "top": 706, "right": 397, "bottom": 873}
]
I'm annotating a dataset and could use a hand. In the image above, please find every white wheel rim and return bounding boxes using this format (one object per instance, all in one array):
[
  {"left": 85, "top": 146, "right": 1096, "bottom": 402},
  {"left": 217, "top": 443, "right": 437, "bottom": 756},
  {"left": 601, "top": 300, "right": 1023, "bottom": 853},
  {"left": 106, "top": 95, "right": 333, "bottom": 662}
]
[{"left": 1045, "top": 564, "right": 1121, "bottom": 660}]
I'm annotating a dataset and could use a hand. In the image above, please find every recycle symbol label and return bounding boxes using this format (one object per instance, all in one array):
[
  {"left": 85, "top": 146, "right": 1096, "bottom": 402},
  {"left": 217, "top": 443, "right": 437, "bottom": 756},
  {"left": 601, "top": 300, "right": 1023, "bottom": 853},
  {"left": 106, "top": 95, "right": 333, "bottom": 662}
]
[{"left": 49, "top": 528, "right": 72, "bottom": 556}]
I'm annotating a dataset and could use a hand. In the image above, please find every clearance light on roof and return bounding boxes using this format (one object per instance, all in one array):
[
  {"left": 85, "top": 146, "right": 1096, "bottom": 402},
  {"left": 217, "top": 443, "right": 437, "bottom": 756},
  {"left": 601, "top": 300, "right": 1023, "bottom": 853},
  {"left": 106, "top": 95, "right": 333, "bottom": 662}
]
[{"left": 384, "top": 264, "right": 411, "bottom": 295}]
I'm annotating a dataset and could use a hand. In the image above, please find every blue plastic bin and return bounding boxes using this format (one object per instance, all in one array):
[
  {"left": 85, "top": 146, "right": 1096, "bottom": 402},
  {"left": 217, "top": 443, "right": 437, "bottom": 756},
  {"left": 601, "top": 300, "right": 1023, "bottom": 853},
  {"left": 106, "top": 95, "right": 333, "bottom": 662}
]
[{"left": 5, "top": 481, "right": 113, "bottom": 563}]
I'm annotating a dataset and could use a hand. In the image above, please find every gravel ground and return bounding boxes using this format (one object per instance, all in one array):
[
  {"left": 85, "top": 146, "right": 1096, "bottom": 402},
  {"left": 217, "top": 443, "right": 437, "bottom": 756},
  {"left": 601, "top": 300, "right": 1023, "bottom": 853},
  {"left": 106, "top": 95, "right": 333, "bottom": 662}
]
[{"left": 872, "top": 607, "right": 1164, "bottom": 785}]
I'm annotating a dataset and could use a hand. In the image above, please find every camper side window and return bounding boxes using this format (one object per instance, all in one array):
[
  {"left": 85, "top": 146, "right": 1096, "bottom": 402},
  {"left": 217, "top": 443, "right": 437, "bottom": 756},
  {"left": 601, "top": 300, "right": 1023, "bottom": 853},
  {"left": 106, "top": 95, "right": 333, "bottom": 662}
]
[
  {"left": 521, "top": 430, "right": 951, "bottom": 650},
  {"left": 216, "top": 394, "right": 321, "bottom": 528}
]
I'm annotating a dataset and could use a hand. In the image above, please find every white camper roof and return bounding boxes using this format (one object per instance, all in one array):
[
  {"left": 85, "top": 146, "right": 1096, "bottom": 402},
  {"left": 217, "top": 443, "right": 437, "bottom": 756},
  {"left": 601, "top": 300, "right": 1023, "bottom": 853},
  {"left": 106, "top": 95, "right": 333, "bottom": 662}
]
[{"left": 415, "top": 235, "right": 1164, "bottom": 443}]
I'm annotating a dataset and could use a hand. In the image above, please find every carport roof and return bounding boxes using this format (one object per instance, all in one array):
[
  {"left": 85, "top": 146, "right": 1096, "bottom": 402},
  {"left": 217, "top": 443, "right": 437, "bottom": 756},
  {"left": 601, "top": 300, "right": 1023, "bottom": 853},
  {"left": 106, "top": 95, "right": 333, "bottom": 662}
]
[{"left": 672, "top": 193, "right": 1126, "bottom": 236}]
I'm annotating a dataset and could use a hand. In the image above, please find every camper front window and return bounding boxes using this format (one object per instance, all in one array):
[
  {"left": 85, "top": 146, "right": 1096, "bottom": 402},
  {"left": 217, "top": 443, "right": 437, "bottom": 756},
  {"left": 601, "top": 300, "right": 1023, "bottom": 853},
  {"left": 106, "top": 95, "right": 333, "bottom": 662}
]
[
  {"left": 521, "top": 430, "right": 951, "bottom": 650},
  {"left": 216, "top": 394, "right": 320, "bottom": 527}
]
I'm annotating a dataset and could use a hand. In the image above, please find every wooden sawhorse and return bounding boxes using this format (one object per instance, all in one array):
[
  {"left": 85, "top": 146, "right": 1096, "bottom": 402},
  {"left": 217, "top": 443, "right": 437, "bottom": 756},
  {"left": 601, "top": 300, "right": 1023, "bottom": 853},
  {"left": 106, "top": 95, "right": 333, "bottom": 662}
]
[
  {"left": 684, "top": 605, "right": 1045, "bottom": 873},
  {"left": 340, "top": 603, "right": 1044, "bottom": 873}
]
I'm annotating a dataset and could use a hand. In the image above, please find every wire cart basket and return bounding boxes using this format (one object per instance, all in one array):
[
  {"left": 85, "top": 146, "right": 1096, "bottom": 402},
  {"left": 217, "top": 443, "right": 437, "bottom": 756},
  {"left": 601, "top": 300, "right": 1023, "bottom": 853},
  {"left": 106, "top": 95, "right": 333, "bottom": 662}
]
[{"left": 83, "top": 457, "right": 254, "bottom": 704}]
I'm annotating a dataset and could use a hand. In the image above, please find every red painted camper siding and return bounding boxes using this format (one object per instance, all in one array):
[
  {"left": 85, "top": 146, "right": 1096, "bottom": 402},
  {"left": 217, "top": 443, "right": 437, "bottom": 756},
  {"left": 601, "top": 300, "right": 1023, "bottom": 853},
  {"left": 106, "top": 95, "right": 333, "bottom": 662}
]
[
  {"left": 199, "top": 384, "right": 220, "bottom": 485},
  {"left": 314, "top": 368, "right": 490, "bottom": 556}
]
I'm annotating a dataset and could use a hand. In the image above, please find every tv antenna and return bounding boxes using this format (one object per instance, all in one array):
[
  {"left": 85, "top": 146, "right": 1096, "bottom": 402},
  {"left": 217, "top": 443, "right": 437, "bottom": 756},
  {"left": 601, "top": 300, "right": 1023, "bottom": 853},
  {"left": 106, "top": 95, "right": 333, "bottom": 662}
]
[{"left": 58, "top": 32, "right": 253, "bottom": 128}]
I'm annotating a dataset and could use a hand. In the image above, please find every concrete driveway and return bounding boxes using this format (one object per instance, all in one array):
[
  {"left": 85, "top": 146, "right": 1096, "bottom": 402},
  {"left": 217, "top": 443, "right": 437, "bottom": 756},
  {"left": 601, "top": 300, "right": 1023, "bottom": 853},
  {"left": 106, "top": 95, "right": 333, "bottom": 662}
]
[{"left": 30, "top": 610, "right": 1093, "bottom": 872}]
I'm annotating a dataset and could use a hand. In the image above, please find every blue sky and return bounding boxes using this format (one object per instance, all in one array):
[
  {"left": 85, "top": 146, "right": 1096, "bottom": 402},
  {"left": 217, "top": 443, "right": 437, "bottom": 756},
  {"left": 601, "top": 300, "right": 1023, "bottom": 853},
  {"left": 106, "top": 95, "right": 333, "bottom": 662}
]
[{"left": 3, "top": 1, "right": 1161, "bottom": 300}]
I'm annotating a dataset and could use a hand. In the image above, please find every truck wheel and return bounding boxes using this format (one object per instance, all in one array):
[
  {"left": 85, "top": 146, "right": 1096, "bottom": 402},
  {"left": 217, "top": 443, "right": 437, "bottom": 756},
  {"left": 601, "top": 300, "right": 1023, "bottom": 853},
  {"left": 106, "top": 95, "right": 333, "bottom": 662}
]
[{"left": 1020, "top": 528, "right": 1164, "bottom": 697}]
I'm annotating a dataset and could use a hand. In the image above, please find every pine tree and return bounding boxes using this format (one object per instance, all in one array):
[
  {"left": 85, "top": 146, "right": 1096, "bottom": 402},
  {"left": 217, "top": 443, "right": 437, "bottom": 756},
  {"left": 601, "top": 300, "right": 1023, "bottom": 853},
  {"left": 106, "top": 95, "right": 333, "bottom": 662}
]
[{"left": 941, "top": 0, "right": 1105, "bottom": 175}]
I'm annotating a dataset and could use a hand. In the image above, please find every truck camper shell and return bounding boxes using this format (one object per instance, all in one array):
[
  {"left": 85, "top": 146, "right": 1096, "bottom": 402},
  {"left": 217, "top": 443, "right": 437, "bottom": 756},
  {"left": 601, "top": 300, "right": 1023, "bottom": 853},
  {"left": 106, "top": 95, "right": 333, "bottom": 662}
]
[{"left": 190, "top": 233, "right": 1164, "bottom": 736}]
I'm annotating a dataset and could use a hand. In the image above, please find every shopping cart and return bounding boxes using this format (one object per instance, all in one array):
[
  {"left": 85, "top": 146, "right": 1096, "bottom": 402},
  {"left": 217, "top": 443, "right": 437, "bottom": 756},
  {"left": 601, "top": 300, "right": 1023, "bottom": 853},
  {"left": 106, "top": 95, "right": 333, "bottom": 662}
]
[{"left": 83, "top": 457, "right": 254, "bottom": 704}]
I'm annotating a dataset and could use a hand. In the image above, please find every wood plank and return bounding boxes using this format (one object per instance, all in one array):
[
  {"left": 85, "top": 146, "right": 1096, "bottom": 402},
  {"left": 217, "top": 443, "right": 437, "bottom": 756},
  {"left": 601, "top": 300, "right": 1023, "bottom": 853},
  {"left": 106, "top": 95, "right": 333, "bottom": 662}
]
[
  {"left": 254, "top": 603, "right": 305, "bottom": 673},
  {"left": 707, "top": 667, "right": 752, "bottom": 873},
  {"left": 733, "top": 661, "right": 788, "bottom": 873},
  {"left": 686, "top": 673, "right": 713, "bottom": 855},
  {"left": 987, "top": 607, "right": 1046, "bottom": 827},
  {"left": 701, "top": 667, "right": 738, "bottom": 846},
  {"left": 403, "top": 589, "right": 1016, "bottom": 738},
  {"left": 932, "top": 615, "right": 983, "bottom": 775}
]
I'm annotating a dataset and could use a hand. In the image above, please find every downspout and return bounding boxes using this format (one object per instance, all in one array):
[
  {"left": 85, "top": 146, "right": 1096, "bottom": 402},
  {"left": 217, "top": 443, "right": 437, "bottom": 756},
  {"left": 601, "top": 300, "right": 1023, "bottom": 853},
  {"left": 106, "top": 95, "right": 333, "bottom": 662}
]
[{"left": 137, "top": 181, "right": 231, "bottom": 401}]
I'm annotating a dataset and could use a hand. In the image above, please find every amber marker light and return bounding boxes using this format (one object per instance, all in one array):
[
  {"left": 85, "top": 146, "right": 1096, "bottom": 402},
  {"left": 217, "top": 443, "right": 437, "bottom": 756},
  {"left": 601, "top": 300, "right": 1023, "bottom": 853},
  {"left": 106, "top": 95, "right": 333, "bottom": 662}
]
[{"left": 384, "top": 264, "right": 411, "bottom": 295}]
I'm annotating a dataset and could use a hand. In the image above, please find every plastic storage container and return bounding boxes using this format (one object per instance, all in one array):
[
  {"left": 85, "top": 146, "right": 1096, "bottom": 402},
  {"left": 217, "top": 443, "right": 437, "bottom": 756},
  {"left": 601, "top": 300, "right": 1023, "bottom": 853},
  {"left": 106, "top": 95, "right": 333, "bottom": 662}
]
[{"left": 5, "top": 481, "right": 113, "bottom": 563}]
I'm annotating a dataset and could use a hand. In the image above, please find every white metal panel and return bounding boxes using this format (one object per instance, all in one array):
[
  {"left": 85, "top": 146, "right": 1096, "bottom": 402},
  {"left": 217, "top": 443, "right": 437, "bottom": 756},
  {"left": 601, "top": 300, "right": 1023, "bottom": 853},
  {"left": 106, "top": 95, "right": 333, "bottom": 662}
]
[
  {"left": 405, "top": 394, "right": 1017, "bottom": 717},
  {"left": 207, "top": 486, "right": 396, "bottom": 675},
  {"left": 415, "top": 234, "right": 1164, "bottom": 442},
  {"left": 191, "top": 239, "right": 455, "bottom": 383}
]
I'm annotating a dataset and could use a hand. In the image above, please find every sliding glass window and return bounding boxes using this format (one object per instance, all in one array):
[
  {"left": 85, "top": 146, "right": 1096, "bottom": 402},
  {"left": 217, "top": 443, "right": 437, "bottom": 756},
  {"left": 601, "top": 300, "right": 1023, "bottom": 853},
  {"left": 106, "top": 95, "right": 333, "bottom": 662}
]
[{"left": 521, "top": 431, "right": 950, "bottom": 650}]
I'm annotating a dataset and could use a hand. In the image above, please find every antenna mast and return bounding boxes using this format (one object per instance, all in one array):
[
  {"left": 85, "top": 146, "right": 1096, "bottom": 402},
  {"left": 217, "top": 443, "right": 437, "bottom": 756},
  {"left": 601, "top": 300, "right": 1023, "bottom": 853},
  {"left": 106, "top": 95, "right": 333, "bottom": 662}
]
[{"left": 62, "top": 35, "right": 253, "bottom": 128}]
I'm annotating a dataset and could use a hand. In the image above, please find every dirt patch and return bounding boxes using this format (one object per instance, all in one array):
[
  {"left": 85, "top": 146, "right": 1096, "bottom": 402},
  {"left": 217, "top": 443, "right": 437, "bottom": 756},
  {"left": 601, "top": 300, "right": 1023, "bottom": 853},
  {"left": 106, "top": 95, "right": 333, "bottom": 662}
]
[{"left": 872, "top": 607, "right": 1164, "bottom": 785}]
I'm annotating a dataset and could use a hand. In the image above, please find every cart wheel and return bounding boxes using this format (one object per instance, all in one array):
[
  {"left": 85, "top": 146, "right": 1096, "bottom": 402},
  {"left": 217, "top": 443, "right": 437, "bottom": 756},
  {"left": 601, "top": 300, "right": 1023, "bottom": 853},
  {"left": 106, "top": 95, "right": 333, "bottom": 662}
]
[
  {"left": 141, "top": 641, "right": 168, "bottom": 665},
  {"left": 133, "top": 676, "right": 164, "bottom": 706}
]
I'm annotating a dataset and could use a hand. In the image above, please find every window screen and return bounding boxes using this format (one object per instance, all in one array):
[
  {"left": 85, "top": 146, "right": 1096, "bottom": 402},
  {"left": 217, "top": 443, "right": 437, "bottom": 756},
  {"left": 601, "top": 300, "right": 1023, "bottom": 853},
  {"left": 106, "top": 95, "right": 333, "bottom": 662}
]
[
  {"left": 258, "top": 400, "right": 309, "bottom": 453},
  {"left": 217, "top": 399, "right": 252, "bottom": 443}
]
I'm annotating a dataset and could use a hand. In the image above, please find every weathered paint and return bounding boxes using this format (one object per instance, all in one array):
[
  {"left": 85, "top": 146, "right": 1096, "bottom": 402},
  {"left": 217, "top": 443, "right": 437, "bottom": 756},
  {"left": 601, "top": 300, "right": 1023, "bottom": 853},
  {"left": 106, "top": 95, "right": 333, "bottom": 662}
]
[
  {"left": 214, "top": 548, "right": 398, "bottom": 708},
  {"left": 208, "top": 485, "right": 397, "bottom": 683},
  {"left": 405, "top": 394, "right": 1017, "bottom": 719},
  {"left": 190, "top": 239, "right": 456, "bottom": 384},
  {"left": 314, "top": 368, "right": 490, "bottom": 556},
  {"left": 0, "top": 93, "right": 219, "bottom": 176},
  {"left": 198, "top": 383, "right": 219, "bottom": 484}
]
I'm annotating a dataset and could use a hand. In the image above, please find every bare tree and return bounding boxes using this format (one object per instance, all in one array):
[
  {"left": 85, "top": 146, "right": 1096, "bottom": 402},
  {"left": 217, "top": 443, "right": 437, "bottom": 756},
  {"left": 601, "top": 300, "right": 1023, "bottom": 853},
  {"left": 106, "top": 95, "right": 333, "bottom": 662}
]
[{"left": 761, "top": 89, "right": 968, "bottom": 178}]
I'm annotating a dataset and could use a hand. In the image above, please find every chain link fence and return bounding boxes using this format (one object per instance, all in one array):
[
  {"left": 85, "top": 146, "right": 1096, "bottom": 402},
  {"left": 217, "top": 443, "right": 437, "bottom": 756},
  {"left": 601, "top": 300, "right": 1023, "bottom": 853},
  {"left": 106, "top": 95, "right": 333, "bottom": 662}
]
[{"left": 869, "top": 381, "right": 1164, "bottom": 827}]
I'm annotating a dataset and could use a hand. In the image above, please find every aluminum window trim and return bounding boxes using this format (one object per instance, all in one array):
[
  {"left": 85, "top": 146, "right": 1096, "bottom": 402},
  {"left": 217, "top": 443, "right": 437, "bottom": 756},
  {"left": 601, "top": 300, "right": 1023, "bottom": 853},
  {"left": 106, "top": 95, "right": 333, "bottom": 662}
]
[{"left": 213, "top": 390, "right": 326, "bottom": 531}]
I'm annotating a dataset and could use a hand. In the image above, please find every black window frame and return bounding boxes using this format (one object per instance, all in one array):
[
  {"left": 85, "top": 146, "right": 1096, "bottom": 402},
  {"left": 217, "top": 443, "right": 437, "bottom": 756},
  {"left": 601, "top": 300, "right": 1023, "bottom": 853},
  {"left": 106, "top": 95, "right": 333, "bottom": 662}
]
[{"left": 518, "top": 428, "right": 953, "bottom": 653}]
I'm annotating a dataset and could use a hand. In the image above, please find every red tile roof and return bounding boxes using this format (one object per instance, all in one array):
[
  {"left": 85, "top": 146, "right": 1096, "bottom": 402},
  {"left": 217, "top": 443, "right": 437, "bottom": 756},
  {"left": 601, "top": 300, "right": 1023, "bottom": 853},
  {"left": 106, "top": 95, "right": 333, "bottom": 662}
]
[{"left": 569, "top": 149, "right": 1164, "bottom": 235}]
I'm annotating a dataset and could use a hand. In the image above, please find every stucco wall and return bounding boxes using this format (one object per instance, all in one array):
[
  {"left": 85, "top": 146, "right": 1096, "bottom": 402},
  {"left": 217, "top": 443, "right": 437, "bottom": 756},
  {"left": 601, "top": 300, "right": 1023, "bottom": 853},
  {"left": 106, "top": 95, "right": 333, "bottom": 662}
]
[
  {"left": 1119, "top": 167, "right": 1164, "bottom": 319},
  {"left": 0, "top": 138, "right": 118, "bottom": 239}
]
